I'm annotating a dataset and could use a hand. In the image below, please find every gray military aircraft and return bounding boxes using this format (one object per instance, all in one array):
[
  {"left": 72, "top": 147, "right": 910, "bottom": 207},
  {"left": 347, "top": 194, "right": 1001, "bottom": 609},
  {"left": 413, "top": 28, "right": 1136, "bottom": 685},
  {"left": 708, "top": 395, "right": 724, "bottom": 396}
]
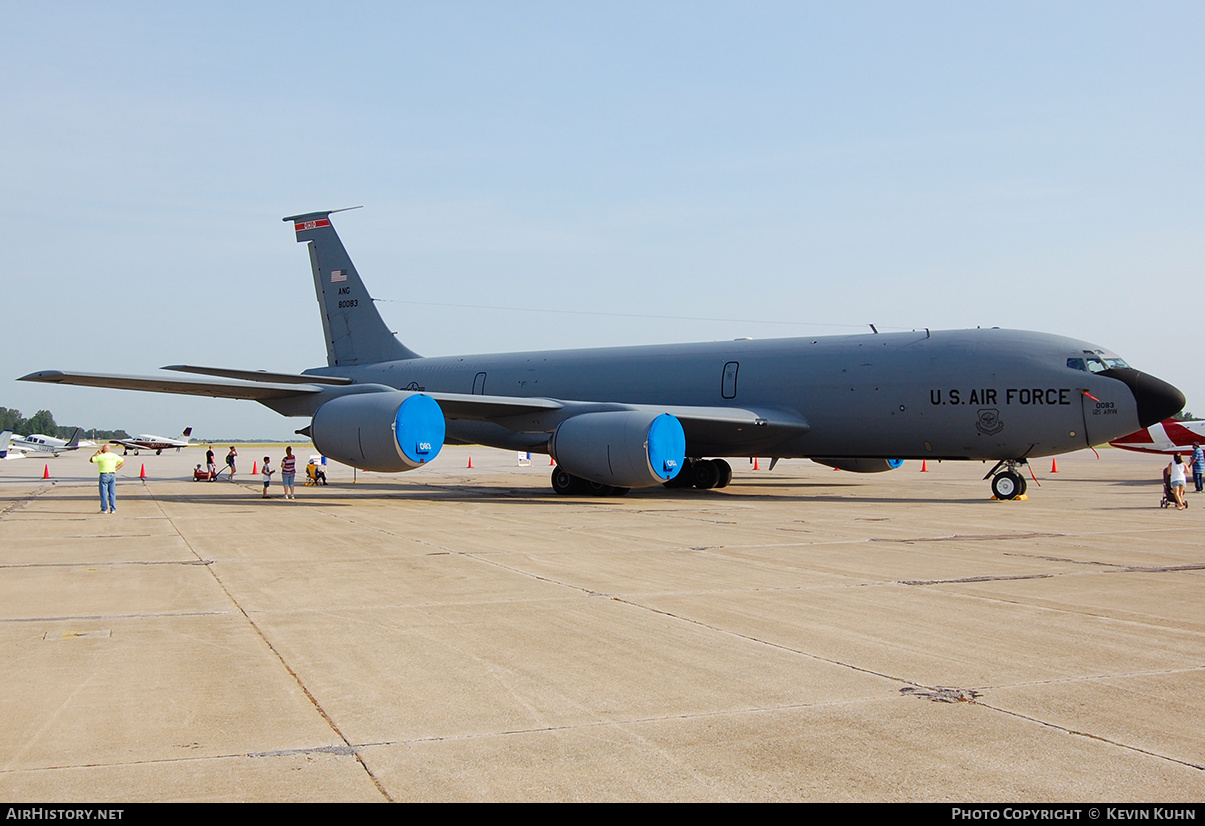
[{"left": 21, "top": 209, "right": 1185, "bottom": 499}]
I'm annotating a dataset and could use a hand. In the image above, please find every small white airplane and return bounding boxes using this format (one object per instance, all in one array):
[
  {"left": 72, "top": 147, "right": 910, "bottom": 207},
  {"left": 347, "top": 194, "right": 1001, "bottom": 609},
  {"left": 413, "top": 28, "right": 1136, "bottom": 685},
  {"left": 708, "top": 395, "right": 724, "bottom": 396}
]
[
  {"left": 1108, "top": 419, "right": 1205, "bottom": 455},
  {"left": 7, "top": 428, "right": 84, "bottom": 456},
  {"left": 0, "top": 431, "right": 25, "bottom": 460},
  {"left": 111, "top": 427, "right": 193, "bottom": 455}
]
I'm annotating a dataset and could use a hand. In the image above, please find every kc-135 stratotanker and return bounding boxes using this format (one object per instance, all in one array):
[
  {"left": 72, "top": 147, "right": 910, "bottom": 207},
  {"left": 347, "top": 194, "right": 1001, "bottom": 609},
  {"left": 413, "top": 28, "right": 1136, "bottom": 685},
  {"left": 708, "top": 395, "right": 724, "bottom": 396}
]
[{"left": 21, "top": 209, "right": 1185, "bottom": 499}]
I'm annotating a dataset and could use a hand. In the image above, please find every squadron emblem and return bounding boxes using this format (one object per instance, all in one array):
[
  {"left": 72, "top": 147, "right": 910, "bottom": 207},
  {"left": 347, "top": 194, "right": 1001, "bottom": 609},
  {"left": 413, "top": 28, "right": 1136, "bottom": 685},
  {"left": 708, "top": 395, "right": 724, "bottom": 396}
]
[{"left": 976, "top": 408, "right": 1004, "bottom": 436}]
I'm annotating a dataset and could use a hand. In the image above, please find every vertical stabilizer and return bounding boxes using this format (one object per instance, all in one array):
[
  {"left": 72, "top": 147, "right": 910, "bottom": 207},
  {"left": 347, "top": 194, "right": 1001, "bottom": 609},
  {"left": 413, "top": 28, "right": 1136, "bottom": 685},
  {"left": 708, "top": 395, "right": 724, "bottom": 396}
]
[{"left": 284, "top": 210, "right": 420, "bottom": 367}]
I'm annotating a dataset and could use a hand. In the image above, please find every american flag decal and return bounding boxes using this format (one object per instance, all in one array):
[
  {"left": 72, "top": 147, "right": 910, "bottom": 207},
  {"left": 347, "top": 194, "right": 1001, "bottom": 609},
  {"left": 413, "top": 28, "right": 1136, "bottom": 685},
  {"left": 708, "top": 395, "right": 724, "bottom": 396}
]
[{"left": 331, "top": 270, "right": 347, "bottom": 283}]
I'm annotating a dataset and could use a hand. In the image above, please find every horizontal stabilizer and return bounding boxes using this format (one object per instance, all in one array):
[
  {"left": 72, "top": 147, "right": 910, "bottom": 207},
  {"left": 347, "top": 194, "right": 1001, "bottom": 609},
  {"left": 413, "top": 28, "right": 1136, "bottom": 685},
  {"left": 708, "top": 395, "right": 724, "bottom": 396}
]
[
  {"left": 19, "top": 370, "right": 325, "bottom": 401},
  {"left": 163, "top": 365, "right": 353, "bottom": 386}
]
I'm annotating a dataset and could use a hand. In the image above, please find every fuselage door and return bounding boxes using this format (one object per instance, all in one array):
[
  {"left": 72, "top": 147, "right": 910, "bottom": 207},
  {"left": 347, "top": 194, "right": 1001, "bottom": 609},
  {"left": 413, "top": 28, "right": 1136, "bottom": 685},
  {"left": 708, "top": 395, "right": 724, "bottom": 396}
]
[
  {"left": 473, "top": 372, "right": 487, "bottom": 395},
  {"left": 722, "top": 362, "right": 739, "bottom": 400}
]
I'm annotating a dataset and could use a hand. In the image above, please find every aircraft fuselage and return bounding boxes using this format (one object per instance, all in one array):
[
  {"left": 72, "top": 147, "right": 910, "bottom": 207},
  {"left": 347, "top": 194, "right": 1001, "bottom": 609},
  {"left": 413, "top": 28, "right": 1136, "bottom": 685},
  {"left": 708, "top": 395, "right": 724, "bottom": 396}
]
[{"left": 286, "top": 327, "right": 1149, "bottom": 462}]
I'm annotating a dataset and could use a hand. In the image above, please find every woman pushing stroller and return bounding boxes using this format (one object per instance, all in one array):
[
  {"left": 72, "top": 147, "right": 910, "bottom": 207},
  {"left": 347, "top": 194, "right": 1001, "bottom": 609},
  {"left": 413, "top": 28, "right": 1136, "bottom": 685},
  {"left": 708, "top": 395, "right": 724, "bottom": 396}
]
[{"left": 1165, "top": 453, "right": 1191, "bottom": 510}]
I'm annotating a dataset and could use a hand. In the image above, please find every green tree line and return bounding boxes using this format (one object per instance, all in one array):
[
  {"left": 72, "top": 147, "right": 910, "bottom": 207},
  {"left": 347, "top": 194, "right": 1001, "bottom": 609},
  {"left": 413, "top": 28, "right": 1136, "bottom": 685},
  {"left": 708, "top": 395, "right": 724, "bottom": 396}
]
[{"left": 0, "top": 407, "right": 130, "bottom": 440}]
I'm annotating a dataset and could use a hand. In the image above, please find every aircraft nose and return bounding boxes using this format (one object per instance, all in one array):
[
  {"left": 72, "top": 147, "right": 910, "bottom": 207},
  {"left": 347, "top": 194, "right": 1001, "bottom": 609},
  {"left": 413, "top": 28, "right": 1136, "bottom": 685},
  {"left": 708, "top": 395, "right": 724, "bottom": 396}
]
[{"left": 1101, "top": 367, "right": 1186, "bottom": 428}]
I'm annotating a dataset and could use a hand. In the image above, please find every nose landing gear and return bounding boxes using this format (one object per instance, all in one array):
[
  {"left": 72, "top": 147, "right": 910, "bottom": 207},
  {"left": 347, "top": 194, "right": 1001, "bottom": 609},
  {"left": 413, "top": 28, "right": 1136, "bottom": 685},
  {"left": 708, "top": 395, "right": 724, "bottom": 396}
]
[{"left": 985, "top": 460, "right": 1029, "bottom": 500}]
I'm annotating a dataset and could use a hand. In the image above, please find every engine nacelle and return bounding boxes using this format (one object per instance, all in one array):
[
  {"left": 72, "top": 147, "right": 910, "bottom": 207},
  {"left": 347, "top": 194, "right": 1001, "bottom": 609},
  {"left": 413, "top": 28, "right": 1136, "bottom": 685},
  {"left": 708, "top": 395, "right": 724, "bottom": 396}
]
[
  {"left": 549, "top": 411, "right": 686, "bottom": 488},
  {"left": 811, "top": 458, "right": 904, "bottom": 473},
  {"left": 311, "top": 392, "right": 445, "bottom": 472}
]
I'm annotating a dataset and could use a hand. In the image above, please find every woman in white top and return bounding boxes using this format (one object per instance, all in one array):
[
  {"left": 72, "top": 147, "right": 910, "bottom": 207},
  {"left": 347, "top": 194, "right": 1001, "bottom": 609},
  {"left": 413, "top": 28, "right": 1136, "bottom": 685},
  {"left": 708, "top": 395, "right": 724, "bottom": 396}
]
[{"left": 1167, "top": 452, "right": 1190, "bottom": 509}]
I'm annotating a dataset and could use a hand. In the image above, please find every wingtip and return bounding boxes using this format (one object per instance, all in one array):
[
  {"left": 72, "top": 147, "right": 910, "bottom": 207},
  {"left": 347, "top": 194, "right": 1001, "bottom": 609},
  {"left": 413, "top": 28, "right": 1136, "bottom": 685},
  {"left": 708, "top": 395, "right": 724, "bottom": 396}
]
[{"left": 18, "top": 370, "right": 65, "bottom": 383}]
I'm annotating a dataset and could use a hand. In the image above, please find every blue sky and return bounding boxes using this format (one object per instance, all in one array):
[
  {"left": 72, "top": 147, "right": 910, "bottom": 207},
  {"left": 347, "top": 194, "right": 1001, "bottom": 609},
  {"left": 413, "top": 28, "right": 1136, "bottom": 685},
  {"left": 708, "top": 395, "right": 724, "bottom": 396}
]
[{"left": 3, "top": 2, "right": 1202, "bottom": 438}]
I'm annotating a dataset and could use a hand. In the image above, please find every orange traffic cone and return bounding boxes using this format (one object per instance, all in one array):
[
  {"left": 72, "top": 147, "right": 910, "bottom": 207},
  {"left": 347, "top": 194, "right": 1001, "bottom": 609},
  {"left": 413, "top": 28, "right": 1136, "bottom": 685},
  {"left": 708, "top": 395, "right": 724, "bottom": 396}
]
[
  {"left": 251, "top": 461, "right": 258, "bottom": 475},
  {"left": 139, "top": 464, "right": 146, "bottom": 479},
  {"left": 43, "top": 464, "right": 50, "bottom": 479},
  {"left": 1051, "top": 458, "right": 1059, "bottom": 473},
  {"left": 753, "top": 457, "right": 759, "bottom": 470},
  {"left": 467, "top": 456, "right": 473, "bottom": 469},
  {"left": 921, "top": 460, "right": 928, "bottom": 472},
  {"left": 550, "top": 455, "right": 555, "bottom": 466}
]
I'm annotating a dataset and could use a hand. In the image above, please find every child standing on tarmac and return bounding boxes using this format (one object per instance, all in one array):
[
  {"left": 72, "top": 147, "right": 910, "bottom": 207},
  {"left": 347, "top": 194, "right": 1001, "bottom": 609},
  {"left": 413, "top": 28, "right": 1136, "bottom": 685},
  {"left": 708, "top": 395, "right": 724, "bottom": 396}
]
[{"left": 261, "top": 456, "right": 274, "bottom": 498}]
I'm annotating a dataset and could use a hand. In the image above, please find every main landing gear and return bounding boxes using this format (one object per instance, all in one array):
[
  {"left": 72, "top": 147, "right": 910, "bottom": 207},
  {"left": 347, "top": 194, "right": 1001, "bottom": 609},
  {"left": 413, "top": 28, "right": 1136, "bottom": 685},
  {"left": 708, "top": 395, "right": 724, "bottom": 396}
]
[
  {"left": 662, "top": 458, "right": 733, "bottom": 490},
  {"left": 550, "top": 467, "right": 630, "bottom": 497},
  {"left": 985, "top": 460, "right": 1028, "bottom": 500},
  {"left": 549, "top": 458, "right": 734, "bottom": 496}
]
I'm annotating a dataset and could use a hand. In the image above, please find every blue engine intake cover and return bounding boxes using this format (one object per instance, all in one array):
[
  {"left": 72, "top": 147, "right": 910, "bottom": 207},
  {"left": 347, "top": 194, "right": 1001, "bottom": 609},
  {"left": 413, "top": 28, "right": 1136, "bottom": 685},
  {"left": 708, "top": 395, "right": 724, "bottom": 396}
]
[
  {"left": 395, "top": 393, "right": 445, "bottom": 465},
  {"left": 647, "top": 413, "right": 686, "bottom": 481}
]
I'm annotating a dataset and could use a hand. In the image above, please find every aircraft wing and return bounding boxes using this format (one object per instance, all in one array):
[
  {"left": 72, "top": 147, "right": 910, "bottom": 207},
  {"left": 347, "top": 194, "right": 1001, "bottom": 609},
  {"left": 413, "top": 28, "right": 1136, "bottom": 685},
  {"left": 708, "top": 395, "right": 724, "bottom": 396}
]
[
  {"left": 19, "top": 370, "right": 325, "bottom": 401},
  {"left": 423, "top": 392, "right": 564, "bottom": 420},
  {"left": 424, "top": 391, "right": 803, "bottom": 428},
  {"left": 20, "top": 370, "right": 808, "bottom": 450},
  {"left": 652, "top": 404, "right": 809, "bottom": 446},
  {"left": 424, "top": 392, "right": 808, "bottom": 446}
]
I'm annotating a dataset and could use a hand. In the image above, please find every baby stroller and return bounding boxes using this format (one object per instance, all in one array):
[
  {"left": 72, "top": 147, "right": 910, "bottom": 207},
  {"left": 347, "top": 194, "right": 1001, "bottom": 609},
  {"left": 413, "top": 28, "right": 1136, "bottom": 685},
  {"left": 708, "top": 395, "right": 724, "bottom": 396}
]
[{"left": 1161, "top": 467, "right": 1188, "bottom": 508}]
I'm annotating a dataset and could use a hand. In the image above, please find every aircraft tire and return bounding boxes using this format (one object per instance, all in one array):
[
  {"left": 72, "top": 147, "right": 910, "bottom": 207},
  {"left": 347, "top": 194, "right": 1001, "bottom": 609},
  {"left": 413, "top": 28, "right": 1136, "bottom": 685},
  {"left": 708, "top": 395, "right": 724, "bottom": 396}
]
[
  {"left": 551, "top": 468, "right": 586, "bottom": 496},
  {"left": 991, "top": 471, "right": 1025, "bottom": 500},
  {"left": 714, "top": 459, "right": 733, "bottom": 488},
  {"left": 585, "top": 480, "right": 616, "bottom": 496},
  {"left": 156, "top": 449, "right": 162, "bottom": 455},
  {"left": 692, "top": 459, "right": 721, "bottom": 489}
]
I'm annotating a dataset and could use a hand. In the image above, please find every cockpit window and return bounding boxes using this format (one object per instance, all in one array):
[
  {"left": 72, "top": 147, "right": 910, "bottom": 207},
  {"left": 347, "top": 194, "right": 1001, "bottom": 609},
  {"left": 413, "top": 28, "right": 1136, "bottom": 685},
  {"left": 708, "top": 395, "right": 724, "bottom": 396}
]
[
  {"left": 1067, "top": 358, "right": 1087, "bottom": 372},
  {"left": 1078, "top": 351, "right": 1110, "bottom": 373},
  {"left": 1103, "top": 357, "right": 1130, "bottom": 369}
]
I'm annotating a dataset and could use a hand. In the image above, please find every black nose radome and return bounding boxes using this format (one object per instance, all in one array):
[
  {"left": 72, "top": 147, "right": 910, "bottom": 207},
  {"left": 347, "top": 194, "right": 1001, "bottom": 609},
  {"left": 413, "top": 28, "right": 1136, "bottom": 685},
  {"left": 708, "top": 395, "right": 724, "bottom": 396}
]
[{"left": 1100, "top": 367, "right": 1186, "bottom": 428}]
